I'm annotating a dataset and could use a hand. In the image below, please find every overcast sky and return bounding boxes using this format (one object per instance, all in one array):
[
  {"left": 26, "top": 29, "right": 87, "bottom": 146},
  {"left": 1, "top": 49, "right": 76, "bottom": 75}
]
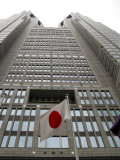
[{"left": 0, "top": 0, "right": 120, "bottom": 33}]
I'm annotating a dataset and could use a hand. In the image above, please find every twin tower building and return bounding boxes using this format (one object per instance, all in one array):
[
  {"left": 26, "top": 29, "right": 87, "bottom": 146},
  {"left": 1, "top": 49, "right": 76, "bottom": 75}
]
[{"left": 0, "top": 11, "right": 120, "bottom": 160}]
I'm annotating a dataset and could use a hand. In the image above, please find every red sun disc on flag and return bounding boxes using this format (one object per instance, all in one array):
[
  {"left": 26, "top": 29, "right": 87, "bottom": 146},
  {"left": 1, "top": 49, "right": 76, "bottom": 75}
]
[{"left": 49, "top": 111, "right": 62, "bottom": 128}]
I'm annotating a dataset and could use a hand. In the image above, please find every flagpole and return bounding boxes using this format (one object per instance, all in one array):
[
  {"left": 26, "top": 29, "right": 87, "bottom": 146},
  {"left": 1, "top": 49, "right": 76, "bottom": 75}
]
[{"left": 66, "top": 95, "right": 79, "bottom": 160}]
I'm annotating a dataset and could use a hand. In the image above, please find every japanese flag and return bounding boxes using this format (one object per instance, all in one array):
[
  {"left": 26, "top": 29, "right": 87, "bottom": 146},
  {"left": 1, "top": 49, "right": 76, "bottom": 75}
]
[{"left": 40, "top": 99, "right": 71, "bottom": 141}]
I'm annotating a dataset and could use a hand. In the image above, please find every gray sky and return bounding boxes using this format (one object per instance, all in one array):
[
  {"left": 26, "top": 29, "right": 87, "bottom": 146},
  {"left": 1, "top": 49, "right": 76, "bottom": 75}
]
[{"left": 0, "top": 0, "right": 120, "bottom": 33}]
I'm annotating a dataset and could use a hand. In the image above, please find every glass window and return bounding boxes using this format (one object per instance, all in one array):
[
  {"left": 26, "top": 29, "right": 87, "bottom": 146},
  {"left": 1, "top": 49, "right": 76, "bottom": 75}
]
[
  {"left": 18, "top": 136, "right": 26, "bottom": 148},
  {"left": 80, "top": 137, "right": 88, "bottom": 148},
  {"left": 24, "top": 109, "right": 30, "bottom": 116},
  {"left": 81, "top": 99, "right": 85, "bottom": 104},
  {"left": 5, "top": 90, "right": 9, "bottom": 94},
  {"left": 78, "top": 91, "right": 82, "bottom": 97},
  {"left": 89, "top": 110, "right": 94, "bottom": 116},
  {"left": 73, "top": 122, "right": 77, "bottom": 132},
  {"left": 116, "top": 110, "right": 120, "bottom": 115},
  {"left": 2, "top": 109, "right": 7, "bottom": 115},
  {"left": 102, "top": 122, "right": 108, "bottom": 131},
  {"left": 95, "top": 91, "right": 100, "bottom": 97},
  {"left": 86, "top": 99, "right": 90, "bottom": 104},
  {"left": 1, "top": 136, "right": 8, "bottom": 147},
  {"left": 108, "top": 121, "right": 113, "bottom": 129},
  {"left": 17, "top": 90, "right": 21, "bottom": 96},
  {"left": 90, "top": 137, "right": 97, "bottom": 148},
  {"left": 103, "top": 110, "right": 109, "bottom": 116},
  {"left": 111, "top": 99, "right": 115, "bottom": 105},
  {"left": 6, "top": 98, "right": 10, "bottom": 103},
  {"left": 12, "top": 121, "right": 19, "bottom": 131},
  {"left": 93, "top": 122, "right": 99, "bottom": 131},
  {"left": 14, "top": 98, "right": 19, "bottom": 103},
  {"left": 83, "top": 110, "right": 88, "bottom": 116},
  {"left": 9, "top": 90, "right": 14, "bottom": 96},
  {"left": 77, "top": 122, "right": 84, "bottom": 132},
  {"left": 105, "top": 99, "right": 110, "bottom": 105},
  {"left": 93, "top": 99, "right": 98, "bottom": 104},
  {"left": 110, "top": 110, "right": 116, "bottom": 116},
  {"left": 70, "top": 110, "right": 74, "bottom": 116},
  {"left": 83, "top": 91, "right": 87, "bottom": 97},
  {"left": 29, "top": 121, "right": 34, "bottom": 131},
  {"left": 86, "top": 122, "right": 93, "bottom": 132},
  {"left": 40, "top": 109, "right": 48, "bottom": 115},
  {"left": 61, "top": 137, "right": 69, "bottom": 148},
  {"left": 21, "top": 121, "right": 28, "bottom": 131},
  {"left": 75, "top": 110, "right": 80, "bottom": 116},
  {"left": 16, "top": 109, "right": 22, "bottom": 115},
  {"left": 98, "top": 99, "right": 103, "bottom": 104},
  {"left": 47, "top": 137, "right": 60, "bottom": 148},
  {"left": 90, "top": 91, "right": 94, "bottom": 97},
  {"left": 106, "top": 91, "right": 111, "bottom": 97},
  {"left": 22, "top": 90, "right": 26, "bottom": 96},
  {"left": 107, "top": 136, "right": 115, "bottom": 147},
  {"left": 114, "top": 136, "right": 120, "bottom": 147},
  {"left": 11, "top": 109, "right": 16, "bottom": 115},
  {"left": 20, "top": 98, "right": 24, "bottom": 103},
  {"left": 101, "top": 91, "right": 106, "bottom": 97},
  {"left": 75, "top": 137, "right": 80, "bottom": 148},
  {"left": 38, "top": 137, "right": 45, "bottom": 148},
  {"left": 97, "top": 136, "right": 104, "bottom": 147},
  {"left": 8, "top": 136, "right": 16, "bottom": 147},
  {"left": 97, "top": 110, "right": 102, "bottom": 116},
  {"left": 26, "top": 136, "right": 33, "bottom": 148},
  {"left": 6, "top": 121, "right": 12, "bottom": 131},
  {"left": 0, "top": 89, "right": 2, "bottom": 95},
  {"left": 31, "top": 109, "right": 36, "bottom": 116}
]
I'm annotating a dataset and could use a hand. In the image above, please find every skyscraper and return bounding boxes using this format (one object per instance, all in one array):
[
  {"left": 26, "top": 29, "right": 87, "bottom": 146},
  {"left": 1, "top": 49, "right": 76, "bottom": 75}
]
[{"left": 0, "top": 11, "right": 120, "bottom": 160}]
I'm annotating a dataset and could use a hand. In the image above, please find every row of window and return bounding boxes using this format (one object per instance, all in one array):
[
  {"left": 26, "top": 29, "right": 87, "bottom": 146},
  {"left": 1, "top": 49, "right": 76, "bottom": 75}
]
[
  {"left": 1, "top": 136, "right": 68, "bottom": 148},
  {"left": 79, "top": 90, "right": 116, "bottom": 105}
]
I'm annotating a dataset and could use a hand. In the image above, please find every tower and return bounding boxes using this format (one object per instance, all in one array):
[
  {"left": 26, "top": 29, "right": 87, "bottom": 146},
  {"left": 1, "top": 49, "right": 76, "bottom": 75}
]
[{"left": 0, "top": 11, "right": 120, "bottom": 160}]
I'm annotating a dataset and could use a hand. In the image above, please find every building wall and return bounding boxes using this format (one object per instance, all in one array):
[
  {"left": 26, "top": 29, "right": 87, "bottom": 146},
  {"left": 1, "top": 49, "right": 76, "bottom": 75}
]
[{"left": 0, "top": 12, "right": 120, "bottom": 159}]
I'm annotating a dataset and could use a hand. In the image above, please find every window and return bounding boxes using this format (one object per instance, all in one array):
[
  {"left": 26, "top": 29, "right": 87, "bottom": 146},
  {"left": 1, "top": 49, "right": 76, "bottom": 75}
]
[
  {"left": 114, "top": 136, "right": 120, "bottom": 147},
  {"left": 75, "top": 110, "right": 80, "bottom": 116},
  {"left": 18, "top": 136, "right": 26, "bottom": 148},
  {"left": 77, "top": 122, "right": 84, "bottom": 132},
  {"left": 21, "top": 121, "right": 28, "bottom": 131},
  {"left": 29, "top": 121, "right": 34, "bottom": 131},
  {"left": 90, "top": 137, "right": 97, "bottom": 148},
  {"left": 92, "top": 122, "right": 99, "bottom": 131},
  {"left": 61, "top": 137, "right": 69, "bottom": 148},
  {"left": 102, "top": 122, "right": 109, "bottom": 131},
  {"left": 6, "top": 121, "right": 12, "bottom": 131},
  {"left": 8, "top": 136, "right": 16, "bottom": 147},
  {"left": 47, "top": 137, "right": 60, "bottom": 148},
  {"left": 83, "top": 110, "right": 88, "bottom": 116},
  {"left": 97, "top": 136, "right": 104, "bottom": 147},
  {"left": 110, "top": 110, "right": 116, "bottom": 116},
  {"left": 12, "top": 121, "right": 19, "bottom": 131},
  {"left": 26, "top": 136, "right": 33, "bottom": 148},
  {"left": 73, "top": 122, "right": 77, "bottom": 132},
  {"left": 38, "top": 137, "right": 69, "bottom": 148},
  {"left": 107, "top": 136, "right": 115, "bottom": 147},
  {"left": 80, "top": 137, "right": 88, "bottom": 148},
  {"left": 16, "top": 109, "right": 22, "bottom": 115},
  {"left": 1, "top": 136, "right": 8, "bottom": 147},
  {"left": 86, "top": 122, "right": 93, "bottom": 132}
]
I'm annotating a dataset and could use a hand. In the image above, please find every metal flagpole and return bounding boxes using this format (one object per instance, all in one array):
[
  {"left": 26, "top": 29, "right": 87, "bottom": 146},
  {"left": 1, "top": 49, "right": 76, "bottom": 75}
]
[{"left": 66, "top": 94, "right": 79, "bottom": 160}]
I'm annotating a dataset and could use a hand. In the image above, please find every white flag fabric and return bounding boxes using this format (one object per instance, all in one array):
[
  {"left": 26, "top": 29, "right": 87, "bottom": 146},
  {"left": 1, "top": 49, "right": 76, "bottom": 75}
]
[{"left": 40, "top": 99, "right": 71, "bottom": 141}]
